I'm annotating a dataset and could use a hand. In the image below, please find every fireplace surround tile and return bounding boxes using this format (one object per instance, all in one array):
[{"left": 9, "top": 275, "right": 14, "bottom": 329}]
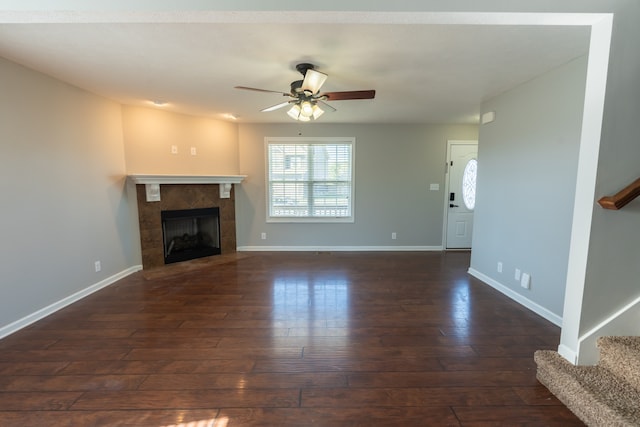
[{"left": 135, "top": 184, "right": 237, "bottom": 269}]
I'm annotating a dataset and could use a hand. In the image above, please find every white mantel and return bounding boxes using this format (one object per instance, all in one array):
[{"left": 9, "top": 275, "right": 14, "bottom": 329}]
[{"left": 128, "top": 174, "right": 247, "bottom": 201}]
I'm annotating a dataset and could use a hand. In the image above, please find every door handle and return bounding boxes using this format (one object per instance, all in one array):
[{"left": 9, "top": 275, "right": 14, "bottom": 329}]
[{"left": 449, "top": 204, "right": 459, "bottom": 208}]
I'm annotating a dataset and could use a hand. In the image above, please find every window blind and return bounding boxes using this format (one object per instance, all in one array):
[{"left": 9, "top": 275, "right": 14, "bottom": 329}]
[{"left": 267, "top": 138, "right": 354, "bottom": 222}]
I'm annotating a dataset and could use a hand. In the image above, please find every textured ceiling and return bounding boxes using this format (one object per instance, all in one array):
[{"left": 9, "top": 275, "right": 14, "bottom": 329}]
[{"left": 0, "top": 14, "right": 590, "bottom": 124}]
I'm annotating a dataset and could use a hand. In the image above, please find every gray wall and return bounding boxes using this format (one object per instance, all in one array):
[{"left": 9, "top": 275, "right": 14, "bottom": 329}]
[
  {"left": 573, "top": 0, "right": 640, "bottom": 344},
  {"left": 236, "top": 123, "right": 478, "bottom": 249},
  {"left": 0, "top": 57, "right": 138, "bottom": 330},
  {"left": 470, "top": 56, "right": 588, "bottom": 318}
]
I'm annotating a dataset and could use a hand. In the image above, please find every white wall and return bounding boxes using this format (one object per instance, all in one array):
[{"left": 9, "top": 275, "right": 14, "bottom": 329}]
[
  {"left": 0, "top": 57, "right": 139, "bottom": 334},
  {"left": 236, "top": 123, "right": 478, "bottom": 249},
  {"left": 469, "top": 56, "right": 588, "bottom": 321}
]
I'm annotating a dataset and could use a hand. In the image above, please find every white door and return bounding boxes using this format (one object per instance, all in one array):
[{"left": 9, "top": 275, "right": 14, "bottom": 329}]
[{"left": 445, "top": 142, "right": 478, "bottom": 249}]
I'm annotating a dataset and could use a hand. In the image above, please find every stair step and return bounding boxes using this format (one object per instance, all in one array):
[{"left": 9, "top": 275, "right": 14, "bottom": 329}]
[
  {"left": 535, "top": 349, "right": 640, "bottom": 426},
  {"left": 598, "top": 336, "right": 640, "bottom": 391}
]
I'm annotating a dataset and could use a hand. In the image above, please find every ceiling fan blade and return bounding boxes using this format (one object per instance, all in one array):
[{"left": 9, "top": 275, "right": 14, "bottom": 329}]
[
  {"left": 301, "top": 69, "right": 328, "bottom": 94},
  {"left": 317, "top": 100, "right": 337, "bottom": 112},
  {"left": 261, "top": 101, "right": 294, "bottom": 112},
  {"left": 322, "top": 90, "right": 376, "bottom": 101},
  {"left": 234, "top": 86, "right": 291, "bottom": 96}
]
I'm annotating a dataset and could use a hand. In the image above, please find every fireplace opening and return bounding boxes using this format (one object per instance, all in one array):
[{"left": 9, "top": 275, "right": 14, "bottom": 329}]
[{"left": 161, "top": 207, "right": 221, "bottom": 264}]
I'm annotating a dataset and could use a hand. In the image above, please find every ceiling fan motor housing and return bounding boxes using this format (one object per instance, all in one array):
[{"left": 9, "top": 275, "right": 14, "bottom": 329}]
[
  {"left": 295, "top": 63, "right": 315, "bottom": 76},
  {"left": 290, "top": 80, "right": 304, "bottom": 95}
]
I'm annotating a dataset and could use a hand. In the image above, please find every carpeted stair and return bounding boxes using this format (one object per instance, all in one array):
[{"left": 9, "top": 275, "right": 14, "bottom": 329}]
[{"left": 535, "top": 336, "right": 640, "bottom": 426}]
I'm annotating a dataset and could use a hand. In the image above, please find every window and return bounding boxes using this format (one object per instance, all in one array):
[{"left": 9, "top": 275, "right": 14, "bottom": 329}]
[
  {"left": 266, "top": 137, "right": 354, "bottom": 222},
  {"left": 462, "top": 158, "right": 477, "bottom": 210}
]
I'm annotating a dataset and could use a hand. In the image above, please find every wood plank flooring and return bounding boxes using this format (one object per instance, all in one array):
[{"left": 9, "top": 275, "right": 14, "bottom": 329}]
[{"left": 0, "top": 251, "right": 583, "bottom": 426}]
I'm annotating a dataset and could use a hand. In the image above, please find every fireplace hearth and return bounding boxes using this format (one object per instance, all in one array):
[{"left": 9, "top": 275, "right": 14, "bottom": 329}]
[{"left": 161, "top": 207, "right": 220, "bottom": 264}]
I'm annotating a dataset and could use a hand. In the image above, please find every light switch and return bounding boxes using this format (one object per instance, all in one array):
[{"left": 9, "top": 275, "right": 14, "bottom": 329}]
[{"left": 430, "top": 183, "right": 440, "bottom": 191}]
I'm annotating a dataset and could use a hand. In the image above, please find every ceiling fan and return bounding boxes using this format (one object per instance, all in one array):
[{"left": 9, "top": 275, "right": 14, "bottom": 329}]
[{"left": 234, "top": 63, "right": 375, "bottom": 121}]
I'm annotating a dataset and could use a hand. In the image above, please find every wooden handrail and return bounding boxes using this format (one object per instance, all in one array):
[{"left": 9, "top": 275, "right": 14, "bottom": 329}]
[{"left": 597, "top": 177, "right": 640, "bottom": 210}]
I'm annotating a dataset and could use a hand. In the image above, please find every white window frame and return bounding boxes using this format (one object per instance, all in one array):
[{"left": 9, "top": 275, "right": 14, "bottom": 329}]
[{"left": 265, "top": 137, "right": 355, "bottom": 223}]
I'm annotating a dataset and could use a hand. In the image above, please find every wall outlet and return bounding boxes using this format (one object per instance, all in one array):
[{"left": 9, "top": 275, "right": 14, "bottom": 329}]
[
  {"left": 190, "top": 146, "right": 197, "bottom": 155},
  {"left": 261, "top": 232, "right": 267, "bottom": 240},
  {"left": 171, "top": 145, "right": 178, "bottom": 154},
  {"left": 515, "top": 268, "right": 521, "bottom": 281},
  {"left": 391, "top": 232, "right": 397, "bottom": 240},
  {"left": 521, "top": 272, "right": 531, "bottom": 289},
  {"left": 497, "top": 262, "right": 503, "bottom": 273},
  {"left": 94, "top": 261, "right": 101, "bottom": 272}
]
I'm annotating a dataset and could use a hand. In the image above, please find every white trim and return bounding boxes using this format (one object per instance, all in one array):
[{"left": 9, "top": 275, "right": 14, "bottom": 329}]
[
  {"left": 128, "top": 174, "right": 246, "bottom": 185},
  {"left": 557, "top": 344, "right": 578, "bottom": 365},
  {"left": 264, "top": 137, "right": 355, "bottom": 223},
  {"left": 238, "top": 246, "right": 443, "bottom": 252},
  {"left": 266, "top": 217, "right": 354, "bottom": 224},
  {"left": 129, "top": 175, "right": 246, "bottom": 200},
  {"left": 468, "top": 267, "right": 562, "bottom": 327},
  {"left": 0, "top": 10, "right": 611, "bottom": 26},
  {"left": 0, "top": 265, "right": 142, "bottom": 340},
  {"left": 559, "top": 14, "right": 613, "bottom": 363}
]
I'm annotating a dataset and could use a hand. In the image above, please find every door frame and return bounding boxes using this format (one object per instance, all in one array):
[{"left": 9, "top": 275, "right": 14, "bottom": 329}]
[{"left": 442, "top": 140, "right": 478, "bottom": 250}]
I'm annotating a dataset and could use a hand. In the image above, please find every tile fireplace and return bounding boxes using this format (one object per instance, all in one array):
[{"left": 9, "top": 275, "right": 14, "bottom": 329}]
[{"left": 129, "top": 175, "right": 245, "bottom": 270}]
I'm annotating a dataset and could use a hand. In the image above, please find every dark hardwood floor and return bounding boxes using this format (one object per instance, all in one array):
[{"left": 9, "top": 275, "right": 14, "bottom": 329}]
[{"left": 0, "top": 251, "right": 583, "bottom": 426}]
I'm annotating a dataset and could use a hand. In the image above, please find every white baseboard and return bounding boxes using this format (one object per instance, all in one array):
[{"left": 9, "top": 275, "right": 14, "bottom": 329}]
[
  {"left": 558, "top": 344, "right": 578, "bottom": 364},
  {"left": 576, "top": 293, "right": 640, "bottom": 365},
  {"left": 467, "top": 268, "right": 563, "bottom": 327},
  {"left": 237, "top": 245, "right": 443, "bottom": 252},
  {"left": 0, "top": 265, "right": 142, "bottom": 340}
]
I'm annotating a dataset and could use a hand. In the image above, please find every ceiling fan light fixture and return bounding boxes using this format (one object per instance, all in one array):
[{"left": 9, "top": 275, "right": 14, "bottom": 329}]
[
  {"left": 287, "top": 104, "right": 302, "bottom": 120},
  {"left": 300, "top": 101, "right": 314, "bottom": 117},
  {"left": 287, "top": 102, "right": 317, "bottom": 122},
  {"left": 301, "top": 68, "right": 328, "bottom": 94},
  {"left": 312, "top": 104, "right": 324, "bottom": 120}
]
